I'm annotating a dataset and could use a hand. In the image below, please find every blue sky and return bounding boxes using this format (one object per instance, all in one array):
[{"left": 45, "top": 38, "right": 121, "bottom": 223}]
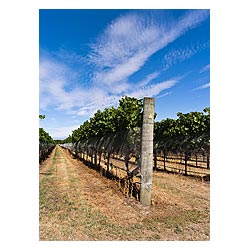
[{"left": 39, "top": 9, "right": 210, "bottom": 140}]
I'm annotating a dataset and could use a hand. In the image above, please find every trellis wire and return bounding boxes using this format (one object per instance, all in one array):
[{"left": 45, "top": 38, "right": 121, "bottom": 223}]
[
  {"left": 61, "top": 128, "right": 142, "bottom": 200},
  {"left": 61, "top": 128, "right": 210, "bottom": 198},
  {"left": 154, "top": 132, "right": 210, "bottom": 177}
]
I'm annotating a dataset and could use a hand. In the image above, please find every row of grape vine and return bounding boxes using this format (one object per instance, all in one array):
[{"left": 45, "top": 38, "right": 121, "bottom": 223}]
[
  {"left": 39, "top": 116, "right": 55, "bottom": 162},
  {"left": 60, "top": 96, "right": 210, "bottom": 178}
]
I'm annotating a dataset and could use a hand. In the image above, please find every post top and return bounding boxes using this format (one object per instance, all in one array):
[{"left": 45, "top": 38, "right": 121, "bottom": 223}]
[{"left": 143, "top": 97, "right": 155, "bottom": 104}]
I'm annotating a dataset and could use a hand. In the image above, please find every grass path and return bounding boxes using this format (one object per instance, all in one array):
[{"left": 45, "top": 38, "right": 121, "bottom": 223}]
[{"left": 39, "top": 145, "right": 210, "bottom": 241}]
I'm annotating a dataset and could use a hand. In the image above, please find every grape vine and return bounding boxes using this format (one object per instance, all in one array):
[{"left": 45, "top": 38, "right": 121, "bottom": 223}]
[
  {"left": 39, "top": 115, "right": 55, "bottom": 162},
  {"left": 61, "top": 96, "right": 210, "bottom": 177}
]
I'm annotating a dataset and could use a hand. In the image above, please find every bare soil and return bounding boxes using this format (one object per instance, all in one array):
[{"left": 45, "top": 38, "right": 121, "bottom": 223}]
[{"left": 39, "top": 145, "right": 210, "bottom": 241}]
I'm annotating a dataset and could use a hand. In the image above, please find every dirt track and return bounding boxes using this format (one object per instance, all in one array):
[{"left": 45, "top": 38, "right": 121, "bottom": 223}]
[{"left": 39, "top": 145, "right": 210, "bottom": 241}]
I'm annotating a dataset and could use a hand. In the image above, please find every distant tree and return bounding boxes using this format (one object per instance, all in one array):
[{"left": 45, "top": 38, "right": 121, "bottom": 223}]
[{"left": 39, "top": 115, "right": 46, "bottom": 119}]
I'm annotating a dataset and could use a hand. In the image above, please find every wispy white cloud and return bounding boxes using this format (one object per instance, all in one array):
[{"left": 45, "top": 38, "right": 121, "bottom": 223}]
[
  {"left": 157, "top": 91, "right": 172, "bottom": 99},
  {"left": 47, "top": 125, "right": 81, "bottom": 140},
  {"left": 40, "top": 10, "right": 209, "bottom": 120},
  {"left": 56, "top": 48, "right": 85, "bottom": 65},
  {"left": 164, "top": 41, "right": 209, "bottom": 70},
  {"left": 200, "top": 64, "right": 210, "bottom": 73},
  {"left": 137, "top": 71, "right": 160, "bottom": 87},
  {"left": 128, "top": 80, "right": 177, "bottom": 99},
  {"left": 74, "top": 88, "right": 121, "bottom": 116},
  {"left": 39, "top": 57, "right": 89, "bottom": 111},
  {"left": 193, "top": 82, "right": 210, "bottom": 90},
  {"left": 88, "top": 12, "right": 166, "bottom": 69},
  {"left": 88, "top": 10, "right": 209, "bottom": 89}
]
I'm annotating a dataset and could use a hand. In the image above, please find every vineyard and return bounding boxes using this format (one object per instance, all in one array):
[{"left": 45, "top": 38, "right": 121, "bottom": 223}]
[
  {"left": 39, "top": 97, "right": 210, "bottom": 200},
  {"left": 40, "top": 96, "right": 210, "bottom": 201},
  {"left": 54, "top": 96, "right": 210, "bottom": 202},
  {"left": 39, "top": 96, "right": 210, "bottom": 240}
]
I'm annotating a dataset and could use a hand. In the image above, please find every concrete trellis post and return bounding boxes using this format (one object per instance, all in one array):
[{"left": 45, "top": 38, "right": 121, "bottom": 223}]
[{"left": 140, "top": 97, "right": 154, "bottom": 206}]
